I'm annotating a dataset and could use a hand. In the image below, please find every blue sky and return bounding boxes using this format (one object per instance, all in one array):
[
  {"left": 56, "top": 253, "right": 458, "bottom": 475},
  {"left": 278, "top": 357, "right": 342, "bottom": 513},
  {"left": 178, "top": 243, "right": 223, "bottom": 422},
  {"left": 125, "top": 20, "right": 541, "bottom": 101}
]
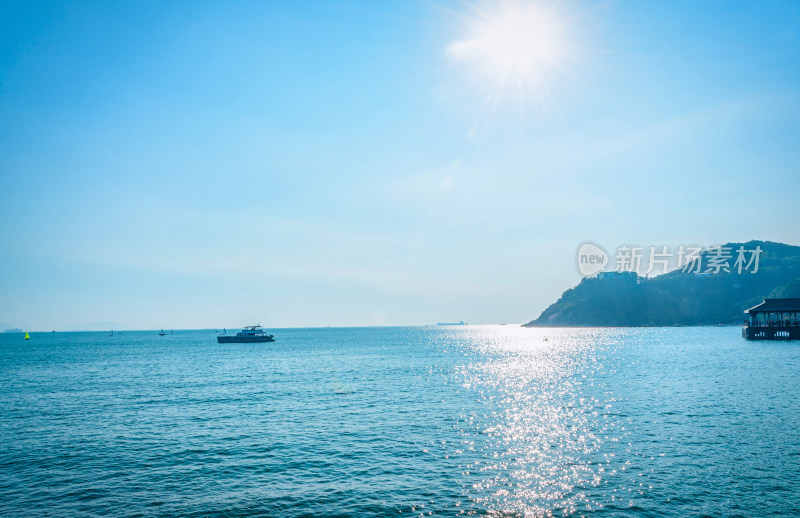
[{"left": 1, "top": 0, "right": 799, "bottom": 329}]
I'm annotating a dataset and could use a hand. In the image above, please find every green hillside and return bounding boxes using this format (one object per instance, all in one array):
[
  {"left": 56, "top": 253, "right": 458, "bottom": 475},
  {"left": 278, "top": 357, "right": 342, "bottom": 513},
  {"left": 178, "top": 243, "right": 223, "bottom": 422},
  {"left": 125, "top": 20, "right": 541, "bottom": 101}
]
[{"left": 525, "top": 240, "right": 800, "bottom": 327}]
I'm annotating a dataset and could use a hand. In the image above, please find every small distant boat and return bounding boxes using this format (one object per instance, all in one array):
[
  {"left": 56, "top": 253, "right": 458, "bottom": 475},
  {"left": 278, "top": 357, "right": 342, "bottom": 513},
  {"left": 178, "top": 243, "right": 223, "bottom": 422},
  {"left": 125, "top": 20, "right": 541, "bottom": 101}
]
[
  {"left": 437, "top": 321, "right": 466, "bottom": 326},
  {"left": 158, "top": 329, "right": 167, "bottom": 336},
  {"left": 24, "top": 332, "right": 29, "bottom": 340},
  {"left": 110, "top": 330, "right": 114, "bottom": 336},
  {"left": 217, "top": 325, "right": 275, "bottom": 343}
]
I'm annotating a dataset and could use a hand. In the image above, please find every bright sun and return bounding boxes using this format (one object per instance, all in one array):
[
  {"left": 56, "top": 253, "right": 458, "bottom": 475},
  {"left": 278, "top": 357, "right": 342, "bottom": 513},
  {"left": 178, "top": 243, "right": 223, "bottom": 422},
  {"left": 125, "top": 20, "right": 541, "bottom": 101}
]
[{"left": 448, "top": 1, "right": 569, "bottom": 99}]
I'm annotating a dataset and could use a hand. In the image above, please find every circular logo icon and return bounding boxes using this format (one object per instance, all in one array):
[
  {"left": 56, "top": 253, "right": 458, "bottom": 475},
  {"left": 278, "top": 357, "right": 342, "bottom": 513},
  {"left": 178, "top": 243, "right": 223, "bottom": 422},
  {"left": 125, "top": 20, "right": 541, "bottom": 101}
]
[{"left": 576, "top": 242, "right": 609, "bottom": 276}]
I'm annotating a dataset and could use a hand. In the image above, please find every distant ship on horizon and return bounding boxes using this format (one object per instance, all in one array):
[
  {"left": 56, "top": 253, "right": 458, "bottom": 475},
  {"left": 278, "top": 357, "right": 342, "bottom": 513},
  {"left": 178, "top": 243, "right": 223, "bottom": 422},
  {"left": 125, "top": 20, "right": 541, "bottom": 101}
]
[{"left": 437, "top": 321, "right": 466, "bottom": 326}]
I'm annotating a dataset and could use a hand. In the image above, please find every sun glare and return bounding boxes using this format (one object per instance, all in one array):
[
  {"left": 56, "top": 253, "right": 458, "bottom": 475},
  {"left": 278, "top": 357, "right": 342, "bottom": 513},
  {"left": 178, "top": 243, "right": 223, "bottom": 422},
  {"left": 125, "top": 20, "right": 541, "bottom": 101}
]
[{"left": 448, "top": 1, "right": 569, "bottom": 100}]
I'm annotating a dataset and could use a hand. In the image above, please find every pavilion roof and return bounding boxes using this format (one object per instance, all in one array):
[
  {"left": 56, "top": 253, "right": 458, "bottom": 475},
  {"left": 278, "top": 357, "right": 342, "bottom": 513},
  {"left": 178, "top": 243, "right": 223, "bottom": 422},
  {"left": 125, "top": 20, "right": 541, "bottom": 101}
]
[{"left": 744, "top": 298, "right": 800, "bottom": 314}]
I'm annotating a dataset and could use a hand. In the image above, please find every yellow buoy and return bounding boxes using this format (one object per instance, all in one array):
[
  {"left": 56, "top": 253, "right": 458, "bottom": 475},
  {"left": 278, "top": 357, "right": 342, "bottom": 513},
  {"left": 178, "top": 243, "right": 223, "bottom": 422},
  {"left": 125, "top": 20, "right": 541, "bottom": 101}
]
[{"left": 24, "top": 332, "right": 29, "bottom": 340}]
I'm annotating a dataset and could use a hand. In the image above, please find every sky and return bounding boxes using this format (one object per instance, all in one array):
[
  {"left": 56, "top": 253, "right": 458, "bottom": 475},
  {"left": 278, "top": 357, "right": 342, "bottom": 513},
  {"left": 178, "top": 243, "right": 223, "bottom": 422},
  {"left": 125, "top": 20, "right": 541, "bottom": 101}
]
[{"left": 1, "top": 0, "right": 799, "bottom": 330}]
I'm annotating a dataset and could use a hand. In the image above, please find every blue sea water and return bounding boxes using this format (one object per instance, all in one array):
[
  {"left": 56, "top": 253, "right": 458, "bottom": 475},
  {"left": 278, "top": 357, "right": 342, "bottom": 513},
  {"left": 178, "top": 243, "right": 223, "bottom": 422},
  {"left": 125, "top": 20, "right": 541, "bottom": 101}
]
[{"left": 1, "top": 326, "right": 799, "bottom": 517}]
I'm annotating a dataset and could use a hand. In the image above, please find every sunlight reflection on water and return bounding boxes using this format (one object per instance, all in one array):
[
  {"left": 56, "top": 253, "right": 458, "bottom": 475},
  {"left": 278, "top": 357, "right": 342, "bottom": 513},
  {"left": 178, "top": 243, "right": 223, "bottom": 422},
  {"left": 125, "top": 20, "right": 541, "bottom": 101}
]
[
  {"left": 3, "top": 327, "right": 800, "bottom": 517},
  {"left": 451, "top": 327, "right": 633, "bottom": 516}
]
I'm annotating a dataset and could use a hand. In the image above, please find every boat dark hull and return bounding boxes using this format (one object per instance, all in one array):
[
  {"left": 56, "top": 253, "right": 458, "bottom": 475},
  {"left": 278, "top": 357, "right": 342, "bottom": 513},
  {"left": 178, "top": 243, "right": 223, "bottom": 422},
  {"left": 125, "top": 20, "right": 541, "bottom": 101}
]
[{"left": 217, "top": 335, "right": 275, "bottom": 343}]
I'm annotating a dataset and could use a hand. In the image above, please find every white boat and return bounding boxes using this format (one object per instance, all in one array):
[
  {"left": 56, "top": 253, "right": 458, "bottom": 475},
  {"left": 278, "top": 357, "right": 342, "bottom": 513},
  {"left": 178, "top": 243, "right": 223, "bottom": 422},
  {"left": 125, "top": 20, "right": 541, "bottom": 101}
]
[{"left": 217, "top": 325, "right": 275, "bottom": 343}]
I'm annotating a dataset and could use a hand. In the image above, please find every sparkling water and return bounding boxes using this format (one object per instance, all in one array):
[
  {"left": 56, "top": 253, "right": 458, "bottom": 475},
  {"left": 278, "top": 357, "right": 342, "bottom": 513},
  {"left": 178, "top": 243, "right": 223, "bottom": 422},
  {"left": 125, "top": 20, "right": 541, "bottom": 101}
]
[{"left": 1, "top": 326, "right": 799, "bottom": 516}]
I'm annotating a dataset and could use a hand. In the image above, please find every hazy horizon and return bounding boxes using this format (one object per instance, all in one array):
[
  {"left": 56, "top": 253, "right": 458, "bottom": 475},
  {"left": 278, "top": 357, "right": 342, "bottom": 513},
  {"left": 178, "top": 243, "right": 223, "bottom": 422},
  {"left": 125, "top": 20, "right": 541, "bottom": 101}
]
[
  {"left": 3, "top": 236, "right": 798, "bottom": 331},
  {"left": 2, "top": 1, "right": 799, "bottom": 330},
  {"left": 7, "top": 323, "right": 521, "bottom": 332}
]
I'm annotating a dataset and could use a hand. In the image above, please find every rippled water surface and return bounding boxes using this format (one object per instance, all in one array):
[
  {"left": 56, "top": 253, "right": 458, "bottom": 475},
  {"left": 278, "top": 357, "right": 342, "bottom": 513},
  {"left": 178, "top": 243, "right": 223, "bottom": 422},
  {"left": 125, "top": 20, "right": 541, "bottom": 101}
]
[{"left": 2, "top": 326, "right": 800, "bottom": 517}]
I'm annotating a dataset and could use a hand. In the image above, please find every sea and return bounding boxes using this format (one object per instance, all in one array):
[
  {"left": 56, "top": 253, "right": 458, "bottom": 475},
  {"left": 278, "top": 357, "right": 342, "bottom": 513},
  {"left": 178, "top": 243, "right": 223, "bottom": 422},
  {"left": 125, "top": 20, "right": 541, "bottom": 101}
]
[{"left": 1, "top": 326, "right": 799, "bottom": 517}]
